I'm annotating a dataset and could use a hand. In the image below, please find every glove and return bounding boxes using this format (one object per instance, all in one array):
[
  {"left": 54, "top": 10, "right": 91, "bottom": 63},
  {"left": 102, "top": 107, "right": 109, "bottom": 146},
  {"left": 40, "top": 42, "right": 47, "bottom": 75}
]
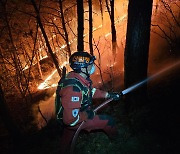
[
  {"left": 107, "top": 92, "right": 122, "bottom": 101},
  {"left": 86, "top": 109, "right": 95, "bottom": 119}
]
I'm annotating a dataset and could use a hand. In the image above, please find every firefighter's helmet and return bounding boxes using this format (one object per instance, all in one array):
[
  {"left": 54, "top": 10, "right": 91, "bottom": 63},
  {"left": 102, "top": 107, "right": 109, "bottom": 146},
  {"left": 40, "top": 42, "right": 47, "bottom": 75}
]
[{"left": 69, "top": 51, "right": 96, "bottom": 70}]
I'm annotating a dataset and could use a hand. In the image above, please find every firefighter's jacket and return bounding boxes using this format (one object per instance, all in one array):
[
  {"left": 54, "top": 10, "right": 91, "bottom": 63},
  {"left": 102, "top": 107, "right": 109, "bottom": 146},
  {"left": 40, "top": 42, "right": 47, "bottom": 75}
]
[{"left": 59, "top": 71, "right": 107, "bottom": 126}]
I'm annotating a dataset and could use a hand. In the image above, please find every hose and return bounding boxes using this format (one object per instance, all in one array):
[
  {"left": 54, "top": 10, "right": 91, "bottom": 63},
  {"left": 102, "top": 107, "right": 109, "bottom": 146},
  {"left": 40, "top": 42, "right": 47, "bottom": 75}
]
[{"left": 70, "top": 98, "right": 113, "bottom": 154}]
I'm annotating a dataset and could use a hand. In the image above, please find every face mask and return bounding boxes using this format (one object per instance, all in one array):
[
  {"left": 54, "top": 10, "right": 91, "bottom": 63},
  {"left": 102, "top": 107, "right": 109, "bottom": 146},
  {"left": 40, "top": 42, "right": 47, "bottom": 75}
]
[{"left": 89, "top": 64, "right": 96, "bottom": 75}]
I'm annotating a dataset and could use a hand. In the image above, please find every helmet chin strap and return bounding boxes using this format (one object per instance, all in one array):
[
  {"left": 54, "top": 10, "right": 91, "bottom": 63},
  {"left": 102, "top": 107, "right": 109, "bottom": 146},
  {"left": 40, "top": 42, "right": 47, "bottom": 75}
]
[{"left": 85, "top": 67, "right": 90, "bottom": 78}]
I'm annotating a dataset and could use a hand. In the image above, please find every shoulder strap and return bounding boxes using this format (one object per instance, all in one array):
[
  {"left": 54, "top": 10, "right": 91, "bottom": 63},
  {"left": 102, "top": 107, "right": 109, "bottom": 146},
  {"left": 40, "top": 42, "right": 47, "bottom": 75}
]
[{"left": 58, "top": 78, "right": 88, "bottom": 94}]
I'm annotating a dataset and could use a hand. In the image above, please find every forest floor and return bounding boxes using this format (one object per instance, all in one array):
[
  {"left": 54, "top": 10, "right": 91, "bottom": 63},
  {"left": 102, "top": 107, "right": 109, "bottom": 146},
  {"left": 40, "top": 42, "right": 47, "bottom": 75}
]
[{"left": 0, "top": 59, "right": 180, "bottom": 154}]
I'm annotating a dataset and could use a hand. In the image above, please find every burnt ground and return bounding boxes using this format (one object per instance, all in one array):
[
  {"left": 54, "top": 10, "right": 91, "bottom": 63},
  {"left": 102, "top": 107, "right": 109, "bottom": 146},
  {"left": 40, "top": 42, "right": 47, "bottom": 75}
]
[{"left": 0, "top": 61, "right": 180, "bottom": 154}]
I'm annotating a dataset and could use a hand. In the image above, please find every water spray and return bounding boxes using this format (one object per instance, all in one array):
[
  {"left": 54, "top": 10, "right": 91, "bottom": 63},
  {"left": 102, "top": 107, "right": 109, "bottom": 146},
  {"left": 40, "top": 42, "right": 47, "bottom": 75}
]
[{"left": 122, "top": 60, "right": 180, "bottom": 95}]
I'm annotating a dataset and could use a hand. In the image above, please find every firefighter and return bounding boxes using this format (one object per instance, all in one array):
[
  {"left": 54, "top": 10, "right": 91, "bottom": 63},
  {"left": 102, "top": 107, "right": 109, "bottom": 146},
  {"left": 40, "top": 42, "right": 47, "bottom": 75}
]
[{"left": 56, "top": 51, "right": 121, "bottom": 153}]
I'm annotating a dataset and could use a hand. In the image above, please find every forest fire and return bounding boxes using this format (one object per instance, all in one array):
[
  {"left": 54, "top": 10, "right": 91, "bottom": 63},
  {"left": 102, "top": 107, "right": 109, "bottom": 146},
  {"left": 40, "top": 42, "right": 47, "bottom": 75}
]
[
  {"left": 0, "top": 0, "right": 179, "bottom": 154},
  {"left": 37, "top": 13, "right": 127, "bottom": 90},
  {"left": 38, "top": 61, "right": 69, "bottom": 90}
]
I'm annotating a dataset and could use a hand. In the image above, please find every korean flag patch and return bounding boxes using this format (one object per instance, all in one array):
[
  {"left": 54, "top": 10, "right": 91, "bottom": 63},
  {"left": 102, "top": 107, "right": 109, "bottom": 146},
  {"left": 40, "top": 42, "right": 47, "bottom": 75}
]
[{"left": 71, "top": 96, "right": 79, "bottom": 102}]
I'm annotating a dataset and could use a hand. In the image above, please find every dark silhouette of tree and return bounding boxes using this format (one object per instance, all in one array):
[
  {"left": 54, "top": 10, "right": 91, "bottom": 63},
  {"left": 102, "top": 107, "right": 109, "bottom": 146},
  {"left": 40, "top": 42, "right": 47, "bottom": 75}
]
[
  {"left": 98, "top": 0, "right": 103, "bottom": 21},
  {"left": 77, "top": 0, "right": 84, "bottom": 52},
  {"left": 0, "top": 84, "right": 23, "bottom": 151},
  {"left": 58, "top": 0, "right": 71, "bottom": 57},
  {"left": 0, "top": 0, "right": 33, "bottom": 98},
  {"left": 105, "top": 0, "right": 117, "bottom": 57},
  {"left": 31, "top": 0, "right": 62, "bottom": 77},
  {"left": 88, "top": 0, "right": 93, "bottom": 55},
  {"left": 124, "top": 0, "right": 153, "bottom": 112},
  {"left": 151, "top": 0, "right": 180, "bottom": 54}
]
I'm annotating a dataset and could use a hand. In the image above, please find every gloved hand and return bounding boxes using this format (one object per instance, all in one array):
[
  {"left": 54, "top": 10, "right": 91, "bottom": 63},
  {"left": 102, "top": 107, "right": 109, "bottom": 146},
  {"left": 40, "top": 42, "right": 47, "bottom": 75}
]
[
  {"left": 86, "top": 109, "right": 95, "bottom": 119},
  {"left": 107, "top": 92, "right": 122, "bottom": 101}
]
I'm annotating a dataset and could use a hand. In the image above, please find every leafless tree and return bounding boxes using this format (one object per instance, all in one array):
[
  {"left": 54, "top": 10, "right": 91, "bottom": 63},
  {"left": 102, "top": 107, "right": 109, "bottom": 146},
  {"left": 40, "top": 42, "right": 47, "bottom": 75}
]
[
  {"left": 105, "top": 0, "right": 117, "bottom": 58},
  {"left": 58, "top": 0, "right": 71, "bottom": 57},
  {"left": 31, "top": 0, "right": 62, "bottom": 77},
  {"left": 98, "top": 0, "right": 104, "bottom": 21},
  {"left": 151, "top": 0, "right": 180, "bottom": 54},
  {"left": 0, "top": 0, "right": 33, "bottom": 99}
]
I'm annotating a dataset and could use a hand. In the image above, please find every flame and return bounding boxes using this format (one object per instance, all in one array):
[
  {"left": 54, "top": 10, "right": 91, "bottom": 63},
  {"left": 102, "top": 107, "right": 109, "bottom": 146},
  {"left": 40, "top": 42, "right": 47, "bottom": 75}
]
[
  {"left": 38, "top": 61, "right": 68, "bottom": 90},
  {"left": 38, "top": 69, "right": 57, "bottom": 90},
  {"left": 37, "top": 12, "right": 128, "bottom": 90},
  {"left": 23, "top": 12, "right": 127, "bottom": 72}
]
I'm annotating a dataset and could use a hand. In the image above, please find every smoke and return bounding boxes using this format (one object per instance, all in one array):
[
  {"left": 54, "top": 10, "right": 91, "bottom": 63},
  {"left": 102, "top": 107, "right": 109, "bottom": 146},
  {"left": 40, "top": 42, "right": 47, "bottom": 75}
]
[
  {"left": 122, "top": 60, "right": 180, "bottom": 95},
  {"left": 149, "top": 0, "right": 180, "bottom": 73},
  {"left": 32, "top": 90, "right": 56, "bottom": 129}
]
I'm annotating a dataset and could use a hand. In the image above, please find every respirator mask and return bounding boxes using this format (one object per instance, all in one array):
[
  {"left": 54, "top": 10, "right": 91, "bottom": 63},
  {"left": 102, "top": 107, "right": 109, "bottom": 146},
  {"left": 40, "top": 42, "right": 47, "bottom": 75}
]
[{"left": 89, "top": 64, "right": 96, "bottom": 75}]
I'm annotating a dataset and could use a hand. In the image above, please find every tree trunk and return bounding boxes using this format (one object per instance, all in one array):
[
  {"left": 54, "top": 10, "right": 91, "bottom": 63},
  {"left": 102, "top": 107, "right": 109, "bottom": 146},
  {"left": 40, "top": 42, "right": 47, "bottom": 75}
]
[
  {"left": 124, "top": 0, "right": 153, "bottom": 112},
  {"left": 106, "top": 0, "right": 117, "bottom": 57},
  {"left": 0, "top": 84, "right": 23, "bottom": 148},
  {"left": 110, "top": 0, "right": 116, "bottom": 56},
  {"left": 88, "top": 0, "right": 93, "bottom": 55},
  {"left": 31, "top": 0, "right": 62, "bottom": 77},
  {"left": 58, "top": 0, "right": 71, "bottom": 57},
  {"left": 0, "top": 56, "right": 19, "bottom": 93},
  {"left": 36, "top": 50, "right": 43, "bottom": 79},
  {"left": 1, "top": 1, "right": 25, "bottom": 97},
  {"left": 21, "top": 42, "right": 35, "bottom": 79},
  {"left": 77, "top": 0, "right": 84, "bottom": 52},
  {"left": 98, "top": 0, "right": 103, "bottom": 21}
]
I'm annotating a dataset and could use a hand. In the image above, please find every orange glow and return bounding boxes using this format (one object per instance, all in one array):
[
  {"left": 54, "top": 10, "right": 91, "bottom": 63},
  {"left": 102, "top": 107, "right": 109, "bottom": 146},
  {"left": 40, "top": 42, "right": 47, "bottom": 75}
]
[
  {"left": 32, "top": 0, "right": 180, "bottom": 130},
  {"left": 37, "top": 11, "right": 128, "bottom": 90},
  {"left": 38, "top": 61, "right": 68, "bottom": 90},
  {"left": 37, "top": 0, "right": 179, "bottom": 90}
]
